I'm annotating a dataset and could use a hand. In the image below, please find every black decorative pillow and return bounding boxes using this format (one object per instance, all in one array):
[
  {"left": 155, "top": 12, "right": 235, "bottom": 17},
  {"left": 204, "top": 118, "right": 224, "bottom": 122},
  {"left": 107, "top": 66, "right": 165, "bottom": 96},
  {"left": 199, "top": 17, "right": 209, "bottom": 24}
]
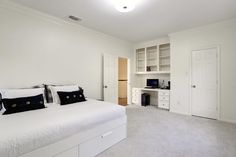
[
  {"left": 2, "top": 94, "right": 45, "bottom": 115},
  {"left": 0, "top": 93, "right": 2, "bottom": 111},
  {"left": 77, "top": 88, "right": 86, "bottom": 101},
  {"left": 43, "top": 84, "right": 52, "bottom": 103},
  {"left": 43, "top": 84, "right": 82, "bottom": 103},
  {"left": 57, "top": 90, "right": 86, "bottom": 105}
]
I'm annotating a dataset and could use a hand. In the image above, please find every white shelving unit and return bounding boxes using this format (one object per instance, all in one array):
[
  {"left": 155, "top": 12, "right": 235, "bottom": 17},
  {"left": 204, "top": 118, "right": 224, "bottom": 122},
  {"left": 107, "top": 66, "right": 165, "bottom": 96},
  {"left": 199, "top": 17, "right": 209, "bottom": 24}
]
[
  {"left": 159, "top": 43, "right": 170, "bottom": 72},
  {"left": 146, "top": 46, "right": 158, "bottom": 72},
  {"left": 135, "top": 43, "right": 171, "bottom": 74},
  {"left": 136, "top": 48, "right": 145, "bottom": 72}
]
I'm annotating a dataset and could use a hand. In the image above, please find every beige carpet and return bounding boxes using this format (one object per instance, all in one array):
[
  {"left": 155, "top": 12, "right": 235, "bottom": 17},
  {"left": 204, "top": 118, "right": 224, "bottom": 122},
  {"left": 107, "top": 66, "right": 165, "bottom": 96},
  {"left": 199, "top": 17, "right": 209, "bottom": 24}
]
[{"left": 98, "top": 105, "right": 236, "bottom": 157}]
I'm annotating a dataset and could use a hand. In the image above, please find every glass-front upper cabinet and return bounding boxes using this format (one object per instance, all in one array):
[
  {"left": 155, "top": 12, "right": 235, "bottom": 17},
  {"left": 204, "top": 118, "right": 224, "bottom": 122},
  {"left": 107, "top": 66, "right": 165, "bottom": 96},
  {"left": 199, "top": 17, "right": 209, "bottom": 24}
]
[
  {"left": 136, "top": 48, "right": 145, "bottom": 72},
  {"left": 135, "top": 43, "right": 170, "bottom": 74}
]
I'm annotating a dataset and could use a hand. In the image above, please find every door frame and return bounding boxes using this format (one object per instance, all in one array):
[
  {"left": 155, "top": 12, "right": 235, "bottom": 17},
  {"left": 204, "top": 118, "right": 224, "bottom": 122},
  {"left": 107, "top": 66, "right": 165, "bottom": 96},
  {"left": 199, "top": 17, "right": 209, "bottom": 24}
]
[
  {"left": 189, "top": 45, "right": 221, "bottom": 120},
  {"left": 103, "top": 54, "right": 131, "bottom": 105},
  {"left": 118, "top": 56, "right": 131, "bottom": 105}
]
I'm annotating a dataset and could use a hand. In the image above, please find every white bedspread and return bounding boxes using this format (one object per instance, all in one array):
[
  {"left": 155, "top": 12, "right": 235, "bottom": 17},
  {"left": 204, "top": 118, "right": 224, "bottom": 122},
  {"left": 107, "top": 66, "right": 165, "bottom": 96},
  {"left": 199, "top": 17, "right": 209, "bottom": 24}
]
[{"left": 0, "top": 99, "right": 126, "bottom": 157}]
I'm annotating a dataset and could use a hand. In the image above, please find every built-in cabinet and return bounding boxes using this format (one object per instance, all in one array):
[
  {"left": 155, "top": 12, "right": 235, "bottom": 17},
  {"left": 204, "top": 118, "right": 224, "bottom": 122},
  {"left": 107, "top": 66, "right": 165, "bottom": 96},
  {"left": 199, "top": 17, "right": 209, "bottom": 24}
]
[
  {"left": 135, "top": 43, "right": 170, "bottom": 74},
  {"left": 132, "top": 88, "right": 170, "bottom": 110},
  {"left": 146, "top": 46, "right": 158, "bottom": 72},
  {"left": 132, "top": 88, "right": 141, "bottom": 104},
  {"left": 158, "top": 90, "right": 170, "bottom": 110},
  {"left": 136, "top": 48, "right": 146, "bottom": 72},
  {"left": 159, "top": 43, "right": 170, "bottom": 72}
]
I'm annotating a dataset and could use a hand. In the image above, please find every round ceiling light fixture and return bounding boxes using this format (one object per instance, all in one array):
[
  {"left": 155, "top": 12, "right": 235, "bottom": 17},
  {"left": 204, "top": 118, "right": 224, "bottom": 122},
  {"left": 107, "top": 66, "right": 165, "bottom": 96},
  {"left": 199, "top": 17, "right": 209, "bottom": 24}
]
[{"left": 114, "top": 0, "right": 136, "bottom": 12}]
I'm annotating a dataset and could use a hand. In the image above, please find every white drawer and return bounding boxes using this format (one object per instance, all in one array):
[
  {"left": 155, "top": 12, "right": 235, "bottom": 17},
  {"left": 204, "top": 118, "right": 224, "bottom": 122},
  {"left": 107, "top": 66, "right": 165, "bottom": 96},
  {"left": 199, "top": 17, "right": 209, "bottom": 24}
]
[
  {"left": 158, "top": 95, "right": 169, "bottom": 101},
  {"left": 132, "top": 93, "right": 138, "bottom": 97},
  {"left": 158, "top": 101, "right": 170, "bottom": 109},
  {"left": 132, "top": 88, "right": 140, "bottom": 94},
  {"left": 159, "top": 91, "right": 170, "bottom": 96},
  {"left": 79, "top": 125, "right": 126, "bottom": 157},
  {"left": 132, "top": 88, "right": 139, "bottom": 91},
  {"left": 132, "top": 99, "right": 138, "bottom": 104},
  {"left": 132, "top": 92, "right": 139, "bottom": 97}
]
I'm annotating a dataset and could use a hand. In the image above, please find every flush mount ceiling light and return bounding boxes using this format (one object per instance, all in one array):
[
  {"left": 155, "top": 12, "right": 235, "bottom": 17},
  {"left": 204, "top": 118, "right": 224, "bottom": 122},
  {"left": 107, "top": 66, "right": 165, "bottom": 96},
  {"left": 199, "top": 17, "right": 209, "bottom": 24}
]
[{"left": 113, "top": 0, "right": 136, "bottom": 12}]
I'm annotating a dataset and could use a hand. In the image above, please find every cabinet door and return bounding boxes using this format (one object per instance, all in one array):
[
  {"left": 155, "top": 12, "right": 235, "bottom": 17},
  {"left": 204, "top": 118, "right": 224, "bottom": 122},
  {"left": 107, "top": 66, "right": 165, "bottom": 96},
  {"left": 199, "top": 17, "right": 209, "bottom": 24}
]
[
  {"left": 132, "top": 88, "right": 141, "bottom": 104},
  {"left": 146, "top": 46, "right": 158, "bottom": 72},
  {"left": 159, "top": 43, "right": 170, "bottom": 71},
  {"left": 136, "top": 48, "right": 145, "bottom": 72},
  {"left": 159, "top": 95, "right": 169, "bottom": 101},
  {"left": 158, "top": 101, "right": 170, "bottom": 109}
]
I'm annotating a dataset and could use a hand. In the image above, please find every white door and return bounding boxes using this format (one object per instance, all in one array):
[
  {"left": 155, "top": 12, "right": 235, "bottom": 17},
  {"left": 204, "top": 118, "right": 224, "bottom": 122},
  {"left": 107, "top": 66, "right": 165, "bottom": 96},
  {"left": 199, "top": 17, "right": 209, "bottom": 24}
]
[
  {"left": 191, "top": 47, "right": 219, "bottom": 119},
  {"left": 103, "top": 54, "right": 118, "bottom": 104}
]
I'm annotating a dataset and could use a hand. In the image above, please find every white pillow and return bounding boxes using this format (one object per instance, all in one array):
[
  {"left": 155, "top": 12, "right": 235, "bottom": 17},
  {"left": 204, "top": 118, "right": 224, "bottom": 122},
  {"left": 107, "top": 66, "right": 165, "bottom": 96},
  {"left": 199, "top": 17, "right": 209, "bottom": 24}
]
[
  {"left": 0, "top": 109, "right": 3, "bottom": 115},
  {"left": 0, "top": 88, "right": 45, "bottom": 99},
  {"left": 0, "top": 88, "right": 45, "bottom": 114},
  {"left": 49, "top": 85, "right": 79, "bottom": 104}
]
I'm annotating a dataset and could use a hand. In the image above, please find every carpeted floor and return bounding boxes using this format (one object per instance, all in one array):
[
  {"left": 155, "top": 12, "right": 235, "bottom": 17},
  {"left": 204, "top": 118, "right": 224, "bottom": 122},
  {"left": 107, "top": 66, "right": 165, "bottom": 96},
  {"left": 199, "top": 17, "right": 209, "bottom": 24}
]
[{"left": 98, "top": 105, "right": 236, "bottom": 157}]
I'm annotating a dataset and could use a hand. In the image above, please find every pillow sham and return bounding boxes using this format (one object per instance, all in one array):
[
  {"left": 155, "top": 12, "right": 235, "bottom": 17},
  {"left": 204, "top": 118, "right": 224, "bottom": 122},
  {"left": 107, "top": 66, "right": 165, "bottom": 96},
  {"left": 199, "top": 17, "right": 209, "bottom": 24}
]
[
  {"left": 0, "top": 93, "right": 2, "bottom": 111},
  {"left": 2, "top": 94, "right": 45, "bottom": 115},
  {"left": 49, "top": 85, "right": 79, "bottom": 104},
  {"left": 43, "top": 84, "right": 52, "bottom": 103},
  {"left": 57, "top": 90, "right": 86, "bottom": 105},
  {"left": 0, "top": 87, "right": 45, "bottom": 99},
  {"left": 0, "top": 88, "right": 46, "bottom": 113},
  {"left": 43, "top": 84, "right": 69, "bottom": 103}
]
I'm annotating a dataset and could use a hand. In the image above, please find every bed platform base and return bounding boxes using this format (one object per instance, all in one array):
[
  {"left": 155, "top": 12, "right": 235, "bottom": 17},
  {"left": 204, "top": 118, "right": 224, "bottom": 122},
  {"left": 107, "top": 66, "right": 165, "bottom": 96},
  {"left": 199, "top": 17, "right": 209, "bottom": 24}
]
[{"left": 20, "top": 116, "right": 127, "bottom": 157}]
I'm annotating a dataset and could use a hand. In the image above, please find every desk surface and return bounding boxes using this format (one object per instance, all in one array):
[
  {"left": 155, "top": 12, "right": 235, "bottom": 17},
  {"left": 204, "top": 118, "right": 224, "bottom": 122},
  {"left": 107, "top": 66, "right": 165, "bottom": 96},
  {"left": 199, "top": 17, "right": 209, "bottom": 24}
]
[{"left": 139, "top": 88, "right": 170, "bottom": 92}]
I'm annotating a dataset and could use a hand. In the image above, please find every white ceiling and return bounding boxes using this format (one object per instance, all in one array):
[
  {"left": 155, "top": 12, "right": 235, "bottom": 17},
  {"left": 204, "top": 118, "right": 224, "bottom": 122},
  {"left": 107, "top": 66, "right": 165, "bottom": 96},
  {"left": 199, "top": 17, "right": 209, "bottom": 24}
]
[{"left": 11, "top": 0, "right": 236, "bottom": 42}]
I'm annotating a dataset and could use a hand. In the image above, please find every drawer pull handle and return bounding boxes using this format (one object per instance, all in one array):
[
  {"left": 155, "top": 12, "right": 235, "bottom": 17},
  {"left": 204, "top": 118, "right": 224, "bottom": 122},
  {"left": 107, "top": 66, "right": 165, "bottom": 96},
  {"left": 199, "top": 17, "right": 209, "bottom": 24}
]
[{"left": 101, "top": 131, "right": 113, "bottom": 138}]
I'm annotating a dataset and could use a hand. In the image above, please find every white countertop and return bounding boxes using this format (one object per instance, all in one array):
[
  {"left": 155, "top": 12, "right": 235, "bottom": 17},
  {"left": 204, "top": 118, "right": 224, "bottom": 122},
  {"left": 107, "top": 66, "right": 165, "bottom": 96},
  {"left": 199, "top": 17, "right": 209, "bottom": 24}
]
[{"left": 138, "top": 88, "right": 170, "bottom": 92}]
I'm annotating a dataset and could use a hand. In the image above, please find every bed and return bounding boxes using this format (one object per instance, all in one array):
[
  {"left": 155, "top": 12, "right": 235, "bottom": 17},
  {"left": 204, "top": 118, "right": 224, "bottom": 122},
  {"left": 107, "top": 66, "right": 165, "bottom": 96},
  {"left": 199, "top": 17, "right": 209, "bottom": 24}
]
[{"left": 0, "top": 99, "right": 127, "bottom": 157}]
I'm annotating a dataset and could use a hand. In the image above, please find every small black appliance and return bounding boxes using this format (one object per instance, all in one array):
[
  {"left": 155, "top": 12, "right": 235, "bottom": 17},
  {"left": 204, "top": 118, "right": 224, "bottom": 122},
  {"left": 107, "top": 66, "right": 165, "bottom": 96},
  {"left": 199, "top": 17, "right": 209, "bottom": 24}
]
[{"left": 167, "top": 81, "right": 171, "bottom": 89}]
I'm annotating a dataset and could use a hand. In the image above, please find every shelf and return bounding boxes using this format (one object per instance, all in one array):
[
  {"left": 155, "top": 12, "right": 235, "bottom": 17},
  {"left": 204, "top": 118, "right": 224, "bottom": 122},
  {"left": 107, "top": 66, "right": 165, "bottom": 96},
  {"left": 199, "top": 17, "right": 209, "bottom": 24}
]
[
  {"left": 147, "top": 65, "right": 157, "bottom": 67},
  {"left": 159, "top": 47, "right": 170, "bottom": 51},
  {"left": 147, "top": 46, "right": 157, "bottom": 49},
  {"left": 160, "top": 55, "right": 170, "bottom": 58},
  {"left": 137, "top": 51, "right": 145, "bottom": 54},
  {"left": 160, "top": 63, "right": 170, "bottom": 66},
  {"left": 135, "top": 71, "right": 171, "bottom": 75},
  {"left": 147, "top": 58, "right": 157, "bottom": 60},
  {"left": 147, "top": 50, "right": 157, "bottom": 53},
  {"left": 147, "top": 46, "right": 157, "bottom": 50}
]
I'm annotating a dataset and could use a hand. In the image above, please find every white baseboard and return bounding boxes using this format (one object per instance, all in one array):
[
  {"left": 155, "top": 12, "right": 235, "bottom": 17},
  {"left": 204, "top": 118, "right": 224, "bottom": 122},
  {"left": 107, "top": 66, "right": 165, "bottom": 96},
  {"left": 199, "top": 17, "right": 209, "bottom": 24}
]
[
  {"left": 170, "top": 110, "right": 191, "bottom": 116},
  {"left": 171, "top": 111, "right": 236, "bottom": 124},
  {"left": 219, "top": 118, "right": 236, "bottom": 124}
]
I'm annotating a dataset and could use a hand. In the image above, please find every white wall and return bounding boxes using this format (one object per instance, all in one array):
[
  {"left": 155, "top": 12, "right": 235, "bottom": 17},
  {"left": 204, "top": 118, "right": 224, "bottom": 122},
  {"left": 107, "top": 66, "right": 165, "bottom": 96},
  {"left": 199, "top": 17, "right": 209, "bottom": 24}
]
[
  {"left": 169, "top": 19, "right": 236, "bottom": 123},
  {"left": 0, "top": 1, "right": 133, "bottom": 100}
]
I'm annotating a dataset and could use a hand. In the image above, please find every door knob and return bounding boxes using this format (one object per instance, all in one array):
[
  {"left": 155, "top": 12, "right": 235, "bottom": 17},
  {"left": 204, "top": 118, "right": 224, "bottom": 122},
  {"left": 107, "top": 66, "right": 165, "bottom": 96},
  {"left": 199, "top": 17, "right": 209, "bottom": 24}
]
[
  {"left": 104, "top": 85, "right": 108, "bottom": 88},
  {"left": 192, "top": 85, "right": 196, "bottom": 88}
]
